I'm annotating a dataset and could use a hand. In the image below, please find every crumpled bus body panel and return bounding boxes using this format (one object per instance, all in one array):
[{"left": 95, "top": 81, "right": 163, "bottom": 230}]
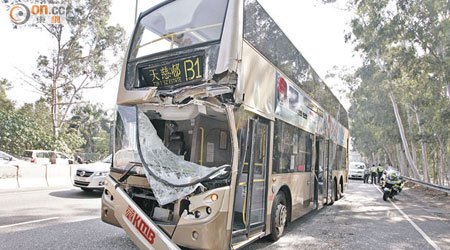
[
  {"left": 102, "top": 176, "right": 180, "bottom": 250},
  {"left": 116, "top": 0, "right": 244, "bottom": 107}
]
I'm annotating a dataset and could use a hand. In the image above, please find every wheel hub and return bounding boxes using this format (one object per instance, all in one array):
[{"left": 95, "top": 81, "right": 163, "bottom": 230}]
[{"left": 274, "top": 203, "right": 287, "bottom": 235}]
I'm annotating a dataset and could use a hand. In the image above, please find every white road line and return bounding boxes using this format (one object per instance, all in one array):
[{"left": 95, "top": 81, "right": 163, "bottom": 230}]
[
  {"left": 0, "top": 217, "right": 59, "bottom": 229},
  {"left": 374, "top": 184, "right": 441, "bottom": 250},
  {"left": 0, "top": 187, "right": 74, "bottom": 196}
]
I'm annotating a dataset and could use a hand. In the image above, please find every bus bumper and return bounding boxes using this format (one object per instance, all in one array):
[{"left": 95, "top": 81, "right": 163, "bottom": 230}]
[{"left": 102, "top": 176, "right": 180, "bottom": 250}]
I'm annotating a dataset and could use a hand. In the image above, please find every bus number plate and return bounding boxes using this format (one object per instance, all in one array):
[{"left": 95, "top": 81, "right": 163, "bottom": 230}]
[{"left": 138, "top": 55, "right": 204, "bottom": 88}]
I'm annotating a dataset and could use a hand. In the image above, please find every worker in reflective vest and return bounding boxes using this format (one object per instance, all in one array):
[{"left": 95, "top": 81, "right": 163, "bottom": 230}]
[
  {"left": 377, "top": 164, "right": 384, "bottom": 184},
  {"left": 363, "top": 164, "right": 370, "bottom": 184},
  {"left": 370, "top": 165, "right": 377, "bottom": 184}
]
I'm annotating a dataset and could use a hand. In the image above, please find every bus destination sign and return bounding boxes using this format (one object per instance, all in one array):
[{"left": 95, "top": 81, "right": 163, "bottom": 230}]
[{"left": 138, "top": 54, "right": 204, "bottom": 89}]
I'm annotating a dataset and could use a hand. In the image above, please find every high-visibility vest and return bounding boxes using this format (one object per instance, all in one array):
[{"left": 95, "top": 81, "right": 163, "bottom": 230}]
[
  {"left": 371, "top": 167, "right": 377, "bottom": 173},
  {"left": 377, "top": 166, "right": 384, "bottom": 173}
]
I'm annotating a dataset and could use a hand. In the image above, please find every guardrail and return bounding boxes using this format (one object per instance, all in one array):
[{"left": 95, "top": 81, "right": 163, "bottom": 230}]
[
  {"left": 0, "top": 164, "right": 75, "bottom": 190},
  {"left": 404, "top": 176, "right": 450, "bottom": 195}
]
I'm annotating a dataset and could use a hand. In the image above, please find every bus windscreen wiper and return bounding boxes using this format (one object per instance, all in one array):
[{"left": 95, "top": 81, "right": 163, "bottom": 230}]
[{"left": 118, "top": 162, "right": 142, "bottom": 183}]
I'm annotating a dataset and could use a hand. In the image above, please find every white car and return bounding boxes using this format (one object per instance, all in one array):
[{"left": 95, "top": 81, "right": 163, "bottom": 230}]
[
  {"left": 22, "top": 150, "right": 73, "bottom": 165},
  {"left": 73, "top": 155, "right": 112, "bottom": 191},
  {"left": 349, "top": 162, "right": 366, "bottom": 179},
  {"left": 0, "top": 150, "right": 33, "bottom": 167}
]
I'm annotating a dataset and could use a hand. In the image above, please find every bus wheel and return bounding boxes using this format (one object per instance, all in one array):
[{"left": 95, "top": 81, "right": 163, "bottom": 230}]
[
  {"left": 329, "top": 180, "right": 336, "bottom": 205},
  {"left": 269, "top": 192, "right": 287, "bottom": 242}
]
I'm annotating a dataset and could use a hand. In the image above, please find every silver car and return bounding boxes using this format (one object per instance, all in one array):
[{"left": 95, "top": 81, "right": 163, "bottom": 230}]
[
  {"left": 73, "top": 155, "right": 111, "bottom": 191},
  {"left": 0, "top": 150, "right": 33, "bottom": 167},
  {"left": 349, "top": 162, "right": 366, "bottom": 179}
]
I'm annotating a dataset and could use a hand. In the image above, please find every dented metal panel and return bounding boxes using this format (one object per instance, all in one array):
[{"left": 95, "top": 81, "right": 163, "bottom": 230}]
[
  {"left": 105, "top": 176, "right": 180, "bottom": 250},
  {"left": 215, "top": 0, "right": 244, "bottom": 74},
  {"left": 235, "top": 42, "right": 276, "bottom": 119}
]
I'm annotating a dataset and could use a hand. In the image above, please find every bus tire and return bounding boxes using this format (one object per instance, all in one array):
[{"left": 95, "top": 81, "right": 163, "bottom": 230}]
[
  {"left": 329, "top": 180, "right": 336, "bottom": 205},
  {"left": 269, "top": 192, "right": 287, "bottom": 242},
  {"left": 334, "top": 180, "right": 339, "bottom": 201}
]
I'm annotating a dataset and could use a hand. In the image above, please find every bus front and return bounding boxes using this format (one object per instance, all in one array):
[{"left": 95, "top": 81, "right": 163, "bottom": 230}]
[{"left": 101, "top": 0, "right": 241, "bottom": 249}]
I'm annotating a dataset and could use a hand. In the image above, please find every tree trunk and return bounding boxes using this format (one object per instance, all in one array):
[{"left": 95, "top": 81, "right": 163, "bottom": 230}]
[
  {"left": 396, "top": 144, "right": 408, "bottom": 176},
  {"left": 389, "top": 91, "right": 421, "bottom": 179},
  {"left": 51, "top": 81, "right": 58, "bottom": 137},
  {"left": 395, "top": 144, "right": 404, "bottom": 174},
  {"left": 405, "top": 104, "right": 418, "bottom": 166},
  {"left": 447, "top": 138, "right": 450, "bottom": 187},
  {"left": 383, "top": 146, "right": 394, "bottom": 166},
  {"left": 412, "top": 106, "right": 430, "bottom": 182},
  {"left": 447, "top": 83, "right": 450, "bottom": 102},
  {"left": 439, "top": 149, "right": 444, "bottom": 186},
  {"left": 432, "top": 149, "right": 437, "bottom": 184}
]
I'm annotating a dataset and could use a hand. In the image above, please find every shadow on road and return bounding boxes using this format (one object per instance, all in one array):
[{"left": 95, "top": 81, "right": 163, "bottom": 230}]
[
  {"left": 49, "top": 189, "right": 103, "bottom": 199},
  {"left": 0, "top": 218, "right": 138, "bottom": 250}
]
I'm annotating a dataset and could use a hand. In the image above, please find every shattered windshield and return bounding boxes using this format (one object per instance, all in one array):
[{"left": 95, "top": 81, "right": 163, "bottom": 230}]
[
  {"left": 114, "top": 104, "right": 231, "bottom": 205},
  {"left": 129, "top": 0, "right": 229, "bottom": 60}
]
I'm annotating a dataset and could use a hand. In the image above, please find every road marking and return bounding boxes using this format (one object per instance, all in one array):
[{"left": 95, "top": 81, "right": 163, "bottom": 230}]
[
  {"left": 374, "top": 185, "right": 441, "bottom": 250},
  {"left": 0, "top": 187, "right": 74, "bottom": 196},
  {"left": 0, "top": 217, "right": 59, "bottom": 229}
]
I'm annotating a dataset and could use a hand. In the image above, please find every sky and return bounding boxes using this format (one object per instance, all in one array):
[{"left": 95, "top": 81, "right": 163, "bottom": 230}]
[{"left": 0, "top": 0, "right": 361, "bottom": 111}]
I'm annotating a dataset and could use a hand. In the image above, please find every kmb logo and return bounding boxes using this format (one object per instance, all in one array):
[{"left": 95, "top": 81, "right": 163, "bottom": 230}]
[
  {"left": 125, "top": 205, "right": 156, "bottom": 245},
  {"left": 9, "top": 2, "right": 67, "bottom": 25}
]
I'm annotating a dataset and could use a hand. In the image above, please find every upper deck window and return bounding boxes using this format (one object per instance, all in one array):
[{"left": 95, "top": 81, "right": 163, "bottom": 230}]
[
  {"left": 129, "top": 0, "right": 228, "bottom": 60},
  {"left": 243, "top": 0, "right": 349, "bottom": 128}
]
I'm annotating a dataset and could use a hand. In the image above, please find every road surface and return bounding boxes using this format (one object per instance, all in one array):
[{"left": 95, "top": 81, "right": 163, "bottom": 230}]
[{"left": 1, "top": 180, "right": 449, "bottom": 250}]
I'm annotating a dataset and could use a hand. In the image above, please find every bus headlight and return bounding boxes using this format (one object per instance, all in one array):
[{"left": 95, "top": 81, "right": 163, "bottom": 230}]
[{"left": 210, "top": 193, "right": 218, "bottom": 202}]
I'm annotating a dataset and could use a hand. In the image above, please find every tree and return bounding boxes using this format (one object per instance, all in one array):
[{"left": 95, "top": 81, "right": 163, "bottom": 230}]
[
  {"left": 14, "top": 0, "right": 126, "bottom": 137},
  {"left": 0, "top": 79, "right": 14, "bottom": 111},
  {"left": 0, "top": 98, "right": 85, "bottom": 156},
  {"left": 69, "top": 103, "right": 111, "bottom": 155},
  {"left": 346, "top": 0, "right": 450, "bottom": 184}
]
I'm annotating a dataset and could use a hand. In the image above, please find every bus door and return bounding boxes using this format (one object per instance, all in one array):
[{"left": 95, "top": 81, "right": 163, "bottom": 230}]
[
  {"left": 325, "top": 139, "right": 333, "bottom": 204},
  {"left": 314, "top": 137, "right": 325, "bottom": 209},
  {"left": 231, "top": 117, "right": 269, "bottom": 245}
]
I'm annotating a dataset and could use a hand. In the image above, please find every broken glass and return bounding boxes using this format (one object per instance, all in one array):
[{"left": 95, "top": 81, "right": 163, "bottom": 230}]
[{"left": 136, "top": 108, "right": 223, "bottom": 205}]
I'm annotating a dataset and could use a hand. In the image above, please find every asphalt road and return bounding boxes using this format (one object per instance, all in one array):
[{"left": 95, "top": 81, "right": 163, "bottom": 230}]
[
  {"left": 244, "top": 180, "right": 450, "bottom": 250},
  {"left": 1, "top": 180, "right": 449, "bottom": 250},
  {"left": 0, "top": 186, "right": 137, "bottom": 250}
]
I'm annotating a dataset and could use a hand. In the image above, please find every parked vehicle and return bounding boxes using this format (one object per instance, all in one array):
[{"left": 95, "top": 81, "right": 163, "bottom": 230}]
[
  {"left": 382, "top": 170, "right": 404, "bottom": 201},
  {"left": 349, "top": 162, "right": 365, "bottom": 179},
  {"left": 0, "top": 150, "right": 33, "bottom": 167},
  {"left": 73, "top": 155, "right": 112, "bottom": 191},
  {"left": 22, "top": 150, "right": 73, "bottom": 165},
  {"left": 379, "top": 166, "right": 396, "bottom": 187}
]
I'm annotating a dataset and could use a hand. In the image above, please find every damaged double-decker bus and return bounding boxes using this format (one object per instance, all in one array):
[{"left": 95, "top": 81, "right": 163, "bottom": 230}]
[{"left": 101, "top": 0, "right": 349, "bottom": 249}]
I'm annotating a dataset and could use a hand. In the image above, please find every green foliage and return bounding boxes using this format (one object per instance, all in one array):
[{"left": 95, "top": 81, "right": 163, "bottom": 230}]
[
  {"left": 69, "top": 103, "right": 111, "bottom": 155},
  {"left": 0, "top": 79, "right": 14, "bottom": 111},
  {"left": 0, "top": 0, "right": 123, "bottom": 158},
  {"left": 0, "top": 108, "right": 50, "bottom": 155},
  {"left": 53, "top": 129, "right": 86, "bottom": 154},
  {"left": 346, "top": 0, "right": 450, "bottom": 182},
  {"left": 0, "top": 102, "right": 85, "bottom": 156},
  {"left": 22, "top": 0, "right": 126, "bottom": 136}
]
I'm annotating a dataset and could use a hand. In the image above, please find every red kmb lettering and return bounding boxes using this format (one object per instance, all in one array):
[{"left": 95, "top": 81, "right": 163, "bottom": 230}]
[
  {"left": 133, "top": 213, "right": 141, "bottom": 226},
  {"left": 126, "top": 205, "right": 156, "bottom": 245}
]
